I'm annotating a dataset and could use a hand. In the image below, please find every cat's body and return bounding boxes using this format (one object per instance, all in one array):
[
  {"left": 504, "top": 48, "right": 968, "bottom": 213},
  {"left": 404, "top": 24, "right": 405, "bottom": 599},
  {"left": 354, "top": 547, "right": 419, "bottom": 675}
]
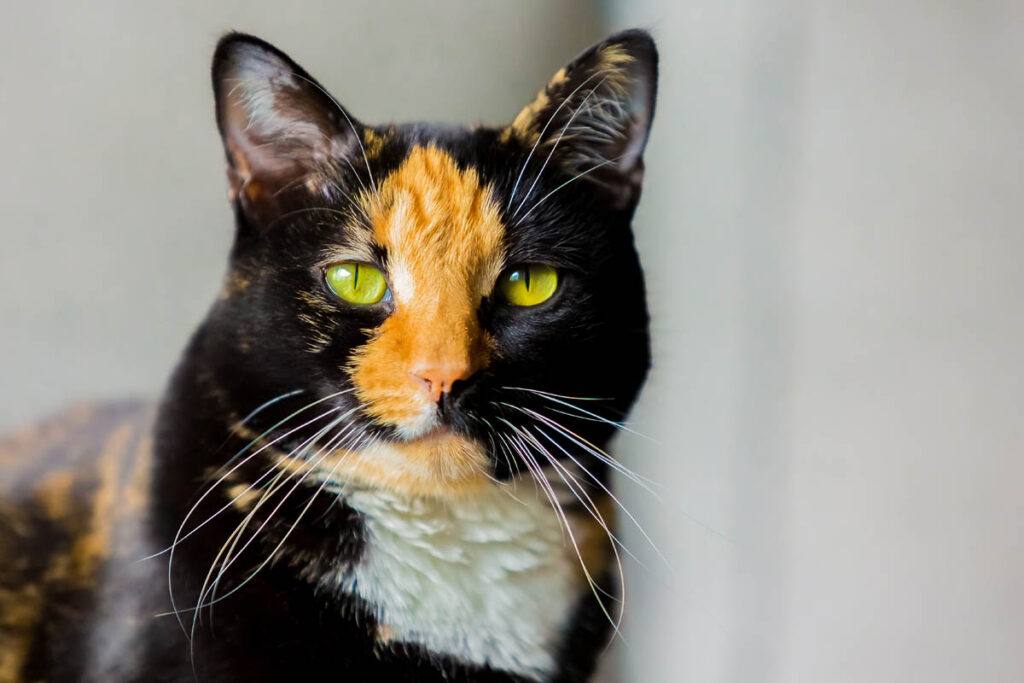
[
  {"left": 0, "top": 399, "right": 604, "bottom": 682},
  {"left": 1, "top": 30, "right": 657, "bottom": 682}
]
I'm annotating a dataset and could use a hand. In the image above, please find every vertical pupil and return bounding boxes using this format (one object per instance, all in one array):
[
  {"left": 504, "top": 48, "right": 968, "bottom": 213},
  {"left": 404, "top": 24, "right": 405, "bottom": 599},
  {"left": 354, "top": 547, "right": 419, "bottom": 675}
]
[
  {"left": 353, "top": 264, "right": 360, "bottom": 289},
  {"left": 523, "top": 267, "right": 531, "bottom": 291}
]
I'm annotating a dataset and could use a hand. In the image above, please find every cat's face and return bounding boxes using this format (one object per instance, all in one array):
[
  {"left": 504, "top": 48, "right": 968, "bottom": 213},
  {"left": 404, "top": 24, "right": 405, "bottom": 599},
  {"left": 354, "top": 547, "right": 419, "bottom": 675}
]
[{"left": 207, "top": 32, "right": 656, "bottom": 497}]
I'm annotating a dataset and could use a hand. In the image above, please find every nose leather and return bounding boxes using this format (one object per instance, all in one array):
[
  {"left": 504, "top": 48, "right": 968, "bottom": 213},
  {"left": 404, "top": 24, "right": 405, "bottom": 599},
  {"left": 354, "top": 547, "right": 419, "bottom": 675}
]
[{"left": 411, "top": 362, "right": 472, "bottom": 403}]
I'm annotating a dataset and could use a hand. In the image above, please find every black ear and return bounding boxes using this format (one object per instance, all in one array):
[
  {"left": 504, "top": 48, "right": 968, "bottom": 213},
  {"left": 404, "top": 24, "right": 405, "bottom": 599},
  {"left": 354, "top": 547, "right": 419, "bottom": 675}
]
[
  {"left": 212, "top": 33, "right": 366, "bottom": 224},
  {"left": 503, "top": 29, "right": 658, "bottom": 211}
]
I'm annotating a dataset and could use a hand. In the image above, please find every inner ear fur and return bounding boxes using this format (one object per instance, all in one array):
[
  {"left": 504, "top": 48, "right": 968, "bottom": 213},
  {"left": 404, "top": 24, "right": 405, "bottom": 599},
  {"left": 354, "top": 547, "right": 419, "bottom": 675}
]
[{"left": 212, "top": 33, "right": 366, "bottom": 223}]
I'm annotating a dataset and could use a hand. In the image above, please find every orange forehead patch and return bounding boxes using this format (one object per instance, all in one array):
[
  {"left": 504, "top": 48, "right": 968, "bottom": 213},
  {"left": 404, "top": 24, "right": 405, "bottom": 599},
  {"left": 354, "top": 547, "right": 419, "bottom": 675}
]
[{"left": 348, "top": 145, "right": 505, "bottom": 434}]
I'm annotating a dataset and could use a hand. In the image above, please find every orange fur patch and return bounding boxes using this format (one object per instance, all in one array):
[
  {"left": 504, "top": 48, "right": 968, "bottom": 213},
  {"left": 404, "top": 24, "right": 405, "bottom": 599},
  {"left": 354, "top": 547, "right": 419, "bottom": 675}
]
[{"left": 69, "top": 423, "right": 133, "bottom": 583}]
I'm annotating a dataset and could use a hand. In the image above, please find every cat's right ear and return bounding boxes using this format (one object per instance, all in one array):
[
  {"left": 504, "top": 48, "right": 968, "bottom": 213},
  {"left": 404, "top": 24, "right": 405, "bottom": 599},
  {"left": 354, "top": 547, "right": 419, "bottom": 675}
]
[{"left": 212, "top": 33, "right": 365, "bottom": 224}]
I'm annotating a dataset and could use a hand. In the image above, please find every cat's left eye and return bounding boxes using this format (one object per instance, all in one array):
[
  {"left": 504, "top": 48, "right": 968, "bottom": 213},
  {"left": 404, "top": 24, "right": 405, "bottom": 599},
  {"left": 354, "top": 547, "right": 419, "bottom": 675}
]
[
  {"left": 498, "top": 264, "right": 559, "bottom": 307},
  {"left": 325, "top": 262, "right": 389, "bottom": 305}
]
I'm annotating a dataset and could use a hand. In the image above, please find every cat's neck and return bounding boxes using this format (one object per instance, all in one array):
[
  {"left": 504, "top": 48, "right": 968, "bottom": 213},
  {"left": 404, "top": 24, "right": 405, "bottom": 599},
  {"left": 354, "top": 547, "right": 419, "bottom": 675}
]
[
  {"left": 150, "top": 337, "right": 610, "bottom": 681},
  {"left": 321, "top": 481, "right": 580, "bottom": 680}
]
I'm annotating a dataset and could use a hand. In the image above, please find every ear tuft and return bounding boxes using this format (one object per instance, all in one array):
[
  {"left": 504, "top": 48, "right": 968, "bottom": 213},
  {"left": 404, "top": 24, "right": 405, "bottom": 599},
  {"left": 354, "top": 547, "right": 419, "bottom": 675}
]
[
  {"left": 212, "top": 33, "right": 363, "bottom": 222},
  {"left": 504, "top": 30, "right": 658, "bottom": 210}
]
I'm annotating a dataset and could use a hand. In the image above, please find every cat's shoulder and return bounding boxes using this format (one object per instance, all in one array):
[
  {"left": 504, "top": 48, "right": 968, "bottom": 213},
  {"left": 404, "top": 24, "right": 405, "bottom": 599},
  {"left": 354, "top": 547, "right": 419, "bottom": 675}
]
[
  {"left": 0, "top": 400, "right": 154, "bottom": 499},
  {"left": 0, "top": 400, "right": 155, "bottom": 682}
]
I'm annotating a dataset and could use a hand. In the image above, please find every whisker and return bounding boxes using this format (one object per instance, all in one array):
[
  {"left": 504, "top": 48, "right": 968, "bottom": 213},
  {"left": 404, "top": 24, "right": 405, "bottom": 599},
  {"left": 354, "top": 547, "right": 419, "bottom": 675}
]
[
  {"left": 160, "top": 407, "right": 345, "bottom": 627},
  {"left": 530, "top": 425, "right": 665, "bottom": 568},
  {"left": 210, "top": 388, "right": 355, "bottom": 483},
  {"left": 516, "top": 425, "right": 629, "bottom": 639},
  {"left": 506, "top": 69, "right": 609, "bottom": 211},
  {"left": 163, "top": 393, "right": 349, "bottom": 637},
  {"left": 497, "top": 424, "right": 566, "bottom": 540},
  {"left": 474, "top": 413, "right": 520, "bottom": 479},
  {"left": 522, "top": 406, "right": 733, "bottom": 546},
  {"left": 237, "top": 389, "right": 305, "bottom": 428},
  {"left": 156, "top": 402, "right": 349, "bottom": 564},
  {"left": 500, "top": 422, "right": 624, "bottom": 640},
  {"left": 515, "top": 154, "right": 626, "bottom": 226},
  {"left": 504, "top": 386, "right": 650, "bottom": 440},
  {"left": 286, "top": 72, "right": 377, "bottom": 194},
  {"left": 208, "top": 424, "right": 372, "bottom": 608},
  {"left": 195, "top": 420, "right": 366, "bottom": 616},
  {"left": 502, "top": 385, "right": 611, "bottom": 402},
  {"left": 521, "top": 428, "right": 641, "bottom": 567},
  {"left": 500, "top": 403, "right": 659, "bottom": 494},
  {"left": 183, "top": 416, "right": 349, "bottom": 660},
  {"left": 512, "top": 76, "right": 609, "bottom": 219},
  {"left": 200, "top": 418, "right": 353, "bottom": 609}
]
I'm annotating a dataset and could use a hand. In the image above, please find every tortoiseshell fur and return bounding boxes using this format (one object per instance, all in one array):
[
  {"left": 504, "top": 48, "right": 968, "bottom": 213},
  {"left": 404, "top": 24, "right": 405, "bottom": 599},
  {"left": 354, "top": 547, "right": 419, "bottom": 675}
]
[{"left": 1, "top": 29, "right": 657, "bottom": 682}]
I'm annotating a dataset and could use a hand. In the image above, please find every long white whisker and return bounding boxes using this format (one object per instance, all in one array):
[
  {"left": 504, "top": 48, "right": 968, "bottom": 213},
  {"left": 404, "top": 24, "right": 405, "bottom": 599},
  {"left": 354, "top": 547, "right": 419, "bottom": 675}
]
[
  {"left": 502, "top": 386, "right": 610, "bottom": 402},
  {"left": 206, "top": 425, "right": 371, "bottom": 609},
  {"left": 501, "top": 423, "right": 623, "bottom": 640},
  {"left": 195, "top": 421, "right": 367, "bottom": 617},
  {"left": 202, "top": 416, "right": 359, "bottom": 611},
  {"left": 532, "top": 395, "right": 652, "bottom": 442},
  {"left": 237, "top": 389, "right": 305, "bottom": 428},
  {"left": 158, "top": 401, "right": 349, "bottom": 564},
  {"left": 168, "top": 409, "right": 346, "bottom": 633},
  {"left": 506, "top": 70, "right": 609, "bottom": 211},
  {"left": 501, "top": 403, "right": 659, "bottom": 494},
  {"left": 498, "top": 425, "right": 566, "bottom": 539},
  {"left": 515, "top": 154, "right": 626, "bottom": 226},
  {"left": 287, "top": 72, "right": 377, "bottom": 193},
  {"left": 504, "top": 386, "right": 650, "bottom": 439},
  {"left": 530, "top": 424, "right": 665, "bottom": 567},
  {"left": 204, "top": 412, "right": 362, "bottom": 608},
  {"left": 184, "top": 416, "right": 349, "bottom": 661},
  {"left": 517, "top": 425, "right": 629, "bottom": 639},
  {"left": 512, "top": 76, "right": 609, "bottom": 218},
  {"left": 521, "top": 428, "right": 641, "bottom": 567},
  {"left": 163, "top": 391, "right": 349, "bottom": 637},
  {"left": 523, "top": 406, "right": 731, "bottom": 544}
]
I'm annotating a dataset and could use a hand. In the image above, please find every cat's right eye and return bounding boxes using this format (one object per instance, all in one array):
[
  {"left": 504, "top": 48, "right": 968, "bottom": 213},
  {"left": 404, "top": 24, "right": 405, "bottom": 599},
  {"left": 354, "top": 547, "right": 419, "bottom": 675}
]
[{"left": 325, "top": 262, "right": 389, "bottom": 305}]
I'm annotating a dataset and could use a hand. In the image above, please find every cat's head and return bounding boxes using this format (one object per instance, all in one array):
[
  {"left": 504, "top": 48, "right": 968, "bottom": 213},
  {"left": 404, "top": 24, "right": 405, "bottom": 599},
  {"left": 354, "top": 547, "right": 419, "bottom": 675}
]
[{"left": 205, "top": 31, "right": 657, "bottom": 498}]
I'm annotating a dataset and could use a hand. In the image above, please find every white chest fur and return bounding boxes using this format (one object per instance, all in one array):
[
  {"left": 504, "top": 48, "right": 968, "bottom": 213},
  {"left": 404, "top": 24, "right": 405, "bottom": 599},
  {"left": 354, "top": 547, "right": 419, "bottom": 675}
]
[{"left": 325, "top": 484, "right": 578, "bottom": 681}]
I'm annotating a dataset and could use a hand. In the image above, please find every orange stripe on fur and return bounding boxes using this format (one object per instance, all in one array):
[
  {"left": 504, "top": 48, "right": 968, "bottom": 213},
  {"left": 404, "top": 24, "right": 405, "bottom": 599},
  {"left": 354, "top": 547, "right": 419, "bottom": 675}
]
[{"left": 349, "top": 146, "right": 505, "bottom": 433}]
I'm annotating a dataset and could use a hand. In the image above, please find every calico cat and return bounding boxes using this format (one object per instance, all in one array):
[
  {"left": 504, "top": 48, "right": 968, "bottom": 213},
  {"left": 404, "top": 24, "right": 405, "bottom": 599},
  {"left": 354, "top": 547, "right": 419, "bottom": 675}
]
[{"left": 0, "top": 28, "right": 657, "bottom": 682}]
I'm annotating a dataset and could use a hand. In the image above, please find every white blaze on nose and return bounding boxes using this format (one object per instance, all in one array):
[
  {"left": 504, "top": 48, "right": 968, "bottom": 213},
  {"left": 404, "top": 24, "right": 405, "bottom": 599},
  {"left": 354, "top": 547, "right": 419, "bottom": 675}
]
[{"left": 389, "top": 259, "right": 416, "bottom": 304}]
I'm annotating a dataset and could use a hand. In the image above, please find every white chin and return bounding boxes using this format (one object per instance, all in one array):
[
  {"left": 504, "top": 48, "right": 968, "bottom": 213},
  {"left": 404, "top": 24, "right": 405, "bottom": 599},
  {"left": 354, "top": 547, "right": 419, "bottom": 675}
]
[{"left": 393, "top": 408, "right": 440, "bottom": 440}]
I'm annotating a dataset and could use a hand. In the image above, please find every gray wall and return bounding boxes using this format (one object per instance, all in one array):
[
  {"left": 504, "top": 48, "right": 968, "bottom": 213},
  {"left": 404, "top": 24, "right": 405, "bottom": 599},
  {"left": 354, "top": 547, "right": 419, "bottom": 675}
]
[
  {"left": 4, "top": 2, "right": 1024, "bottom": 682},
  {"left": 606, "top": 1, "right": 1024, "bottom": 681}
]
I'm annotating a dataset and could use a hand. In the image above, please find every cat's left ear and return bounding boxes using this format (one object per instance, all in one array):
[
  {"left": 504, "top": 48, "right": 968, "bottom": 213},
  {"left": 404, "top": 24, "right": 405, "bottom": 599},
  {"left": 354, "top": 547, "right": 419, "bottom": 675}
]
[
  {"left": 212, "top": 33, "right": 366, "bottom": 224},
  {"left": 503, "top": 29, "right": 658, "bottom": 211}
]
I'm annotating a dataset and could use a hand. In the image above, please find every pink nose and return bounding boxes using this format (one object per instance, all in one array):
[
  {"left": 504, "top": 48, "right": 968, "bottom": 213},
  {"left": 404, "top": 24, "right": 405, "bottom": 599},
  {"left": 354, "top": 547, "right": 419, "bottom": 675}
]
[{"left": 410, "top": 362, "right": 472, "bottom": 403}]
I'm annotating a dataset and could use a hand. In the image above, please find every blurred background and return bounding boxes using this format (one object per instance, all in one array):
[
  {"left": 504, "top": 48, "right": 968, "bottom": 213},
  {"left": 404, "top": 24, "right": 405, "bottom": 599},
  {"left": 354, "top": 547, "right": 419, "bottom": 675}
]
[{"left": 2, "top": 1, "right": 1022, "bottom": 681}]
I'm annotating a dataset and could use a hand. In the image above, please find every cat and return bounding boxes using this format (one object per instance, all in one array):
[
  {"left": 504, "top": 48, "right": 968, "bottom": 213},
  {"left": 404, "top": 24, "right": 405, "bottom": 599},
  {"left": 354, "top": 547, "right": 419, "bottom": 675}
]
[{"left": 0, "top": 28, "right": 657, "bottom": 682}]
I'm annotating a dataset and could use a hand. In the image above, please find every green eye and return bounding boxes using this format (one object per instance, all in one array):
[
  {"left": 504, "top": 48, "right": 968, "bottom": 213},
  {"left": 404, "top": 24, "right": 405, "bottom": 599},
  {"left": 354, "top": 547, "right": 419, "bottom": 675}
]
[
  {"left": 325, "top": 262, "right": 389, "bottom": 305},
  {"left": 498, "top": 264, "right": 559, "bottom": 307}
]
